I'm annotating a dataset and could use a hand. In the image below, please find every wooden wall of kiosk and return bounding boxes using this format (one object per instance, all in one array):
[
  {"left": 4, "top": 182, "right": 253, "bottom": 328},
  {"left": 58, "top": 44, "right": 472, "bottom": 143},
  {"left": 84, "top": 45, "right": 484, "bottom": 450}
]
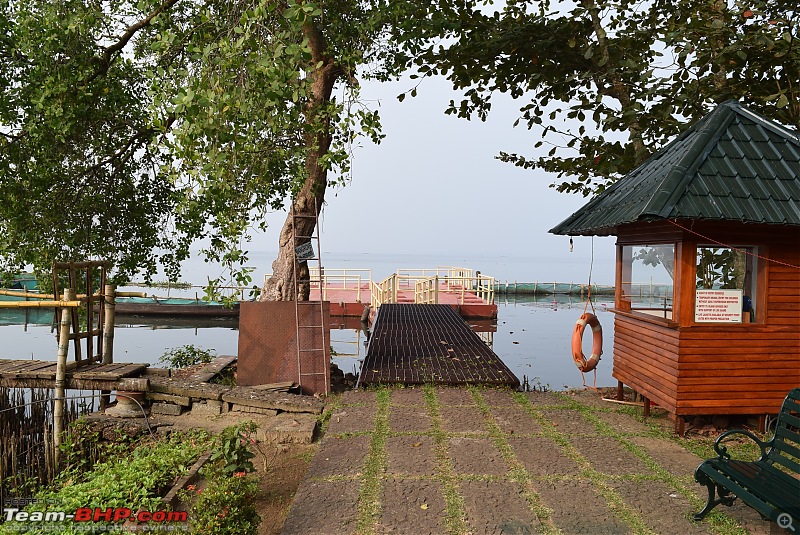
[{"left": 610, "top": 220, "right": 800, "bottom": 421}]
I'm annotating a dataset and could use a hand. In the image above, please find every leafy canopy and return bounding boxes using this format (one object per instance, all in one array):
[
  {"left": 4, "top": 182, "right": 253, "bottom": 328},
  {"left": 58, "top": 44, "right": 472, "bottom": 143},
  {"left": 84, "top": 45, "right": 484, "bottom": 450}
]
[
  {"left": 0, "top": 0, "right": 391, "bottom": 284},
  {"left": 391, "top": 0, "right": 799, "bottom": 195}
]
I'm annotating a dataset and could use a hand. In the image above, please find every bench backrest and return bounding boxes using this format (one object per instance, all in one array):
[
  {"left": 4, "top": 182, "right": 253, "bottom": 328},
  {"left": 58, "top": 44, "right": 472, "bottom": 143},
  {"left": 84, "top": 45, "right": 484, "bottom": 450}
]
[{"left": 768, "top": 388, "right": 800, "bottom": 474}]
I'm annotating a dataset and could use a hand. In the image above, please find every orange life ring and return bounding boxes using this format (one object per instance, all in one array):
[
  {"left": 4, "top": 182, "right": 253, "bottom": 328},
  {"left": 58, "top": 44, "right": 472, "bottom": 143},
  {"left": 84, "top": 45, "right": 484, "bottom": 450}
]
[{"left": 572, "top": 313, "right": 602, "bottom": 372}]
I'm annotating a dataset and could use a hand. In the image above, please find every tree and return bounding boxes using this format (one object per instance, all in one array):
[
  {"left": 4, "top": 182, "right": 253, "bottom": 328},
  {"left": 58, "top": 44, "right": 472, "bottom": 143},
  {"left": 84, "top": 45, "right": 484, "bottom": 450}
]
[
  {"left": 0, "top": 0, "right": 389, "bottom": 299},
  {"left": 392, "top": 0, "right": 799, "bottom": 196}
]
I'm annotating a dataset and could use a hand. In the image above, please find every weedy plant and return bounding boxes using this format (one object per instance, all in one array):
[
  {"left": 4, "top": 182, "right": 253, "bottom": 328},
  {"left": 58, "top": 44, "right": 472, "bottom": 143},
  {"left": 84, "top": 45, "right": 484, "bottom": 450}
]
[
  {"left": 159, "top": 344, "right": 216, "bottom": 369},
  {"left": 179, "top": 422, "right": 261, "bottom": 535}
]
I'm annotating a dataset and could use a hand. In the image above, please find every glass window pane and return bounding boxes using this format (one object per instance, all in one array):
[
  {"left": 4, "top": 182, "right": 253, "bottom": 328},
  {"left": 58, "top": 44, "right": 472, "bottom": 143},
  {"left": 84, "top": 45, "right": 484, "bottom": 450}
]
[
  {"left": 696, "top": 246, "right": 757, "bottom": 322},
  {"left": 620, "top": 244, "right": 675, "bottom": 319}
]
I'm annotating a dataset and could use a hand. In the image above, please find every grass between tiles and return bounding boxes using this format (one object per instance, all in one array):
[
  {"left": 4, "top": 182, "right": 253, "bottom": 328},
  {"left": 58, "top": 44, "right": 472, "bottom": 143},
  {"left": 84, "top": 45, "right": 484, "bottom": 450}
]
[
  {"left": 551, "top": 392, "right": 750, "bottom": 535},
  {"left": 512, "top": 391, "right": 658, "bottom": 535},
  {"left": 468, "top": 387, "right": 559, "bottom": 535},
  {"left": 355, "top": 387, "right": 390, "bottom": 535},
  {"left": 423, "top": 384, "right": 469, "bottom": 535}
]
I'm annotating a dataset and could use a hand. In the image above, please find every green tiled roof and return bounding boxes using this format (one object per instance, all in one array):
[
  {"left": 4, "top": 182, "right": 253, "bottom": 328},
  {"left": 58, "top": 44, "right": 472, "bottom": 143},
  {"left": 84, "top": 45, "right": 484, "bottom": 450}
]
[{"left": 550, "top": 101, "right": 800, "bottom": 236}]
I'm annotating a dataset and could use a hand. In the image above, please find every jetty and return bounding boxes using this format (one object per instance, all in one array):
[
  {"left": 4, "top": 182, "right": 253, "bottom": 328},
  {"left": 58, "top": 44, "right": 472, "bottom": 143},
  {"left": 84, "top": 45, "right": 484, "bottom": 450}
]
[
  {"left": 296, "top": 266, "right": 498, "bottom": 319},
  {"left": 357, "top": 304, "right": 518, "bottom": 388}
]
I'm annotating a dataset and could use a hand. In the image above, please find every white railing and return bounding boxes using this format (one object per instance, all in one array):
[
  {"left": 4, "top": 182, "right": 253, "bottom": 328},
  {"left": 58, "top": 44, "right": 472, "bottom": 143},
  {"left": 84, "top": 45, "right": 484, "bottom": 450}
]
[
  {"left": 473, "top": 274, "right": 495, "bottom": 304},
  {"left": 414, "top": 276, "right": 439, "bottom": 304},
  {"left": 309, "top": 268, "right": 372, "bottom": 303},
  {"left": 370, "top": 274, "right": 397, "bottom": 308},
  {"left": 397, "top": 267, "right": 473, "bottom": 289},
  {"left": 265, "top": 266, "right": 494, "bottom": 308}
]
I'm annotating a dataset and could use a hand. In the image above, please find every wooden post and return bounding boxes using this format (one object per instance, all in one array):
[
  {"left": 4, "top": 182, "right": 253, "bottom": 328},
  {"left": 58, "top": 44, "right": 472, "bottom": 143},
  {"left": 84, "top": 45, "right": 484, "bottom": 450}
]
[
  {"left": 101, "top": 284, "right": 116, "bottom": 410},
  {"left": 616, "top": 380, "right": 625, "bottom": 401},
  {"left": 54, "top": 288, "right": 73, "bottom": 466},
  {"left": 103, "top": 284, "right": 115, "bottom": 365}
]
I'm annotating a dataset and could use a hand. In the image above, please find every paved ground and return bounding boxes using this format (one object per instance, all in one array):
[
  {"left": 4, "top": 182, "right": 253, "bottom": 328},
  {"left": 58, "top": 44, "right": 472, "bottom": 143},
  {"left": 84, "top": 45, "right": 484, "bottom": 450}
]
[{"left": 281, "top": 386, "right": 784, "bottom": 535}]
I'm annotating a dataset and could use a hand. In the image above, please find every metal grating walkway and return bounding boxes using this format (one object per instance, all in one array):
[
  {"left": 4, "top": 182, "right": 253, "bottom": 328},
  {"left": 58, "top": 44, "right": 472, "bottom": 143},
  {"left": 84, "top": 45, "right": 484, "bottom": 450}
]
[{"left": 358, "top": 304, "right": 519, "bottom": 387}]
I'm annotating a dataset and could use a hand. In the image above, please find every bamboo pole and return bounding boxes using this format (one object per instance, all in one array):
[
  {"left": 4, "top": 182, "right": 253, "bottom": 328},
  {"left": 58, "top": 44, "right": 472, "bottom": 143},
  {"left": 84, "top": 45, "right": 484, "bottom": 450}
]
[
  {"left": 53, "top": 289, "right": 73, "bottom": 466},
  {"left": 116, "top": 291, "right": 146, "bottom": 297},
  {"left": 0, "top": 288, "right": 145, "bottom": 300},
  {"left": 103, "top": 284, "right": 115, "bottom": 364},
  {"left": 0, "top": 300, "right": 81, "bottom": 308},
  {"left": 101, "top": 285, "right": 115, "bottom": 410}
]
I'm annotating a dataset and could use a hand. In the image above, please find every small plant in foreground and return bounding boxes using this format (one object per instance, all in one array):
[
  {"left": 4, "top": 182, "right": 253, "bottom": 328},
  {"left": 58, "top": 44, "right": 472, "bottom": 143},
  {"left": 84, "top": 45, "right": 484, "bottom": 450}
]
[
  {"left": 179, "top": 423, "right": 261, "bottom": 535},
  {"left": 181, "top": 468, "right": 260, "bottom": 535},
  {"left": 159, "top": 344, "right": 216, "bottom": 369},
  {"left": 209, "top": 422, "right": 257, "bottom": 475}
]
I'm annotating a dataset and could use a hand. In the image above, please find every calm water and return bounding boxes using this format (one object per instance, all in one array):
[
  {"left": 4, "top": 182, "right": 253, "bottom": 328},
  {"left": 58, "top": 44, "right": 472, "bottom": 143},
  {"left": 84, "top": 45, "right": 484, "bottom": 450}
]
[
  {"left": 0, "top": 252, "right": 618, "bottom": 389},
  {"left": 0, "top": 295, "right": 616, "bottom": 390}
]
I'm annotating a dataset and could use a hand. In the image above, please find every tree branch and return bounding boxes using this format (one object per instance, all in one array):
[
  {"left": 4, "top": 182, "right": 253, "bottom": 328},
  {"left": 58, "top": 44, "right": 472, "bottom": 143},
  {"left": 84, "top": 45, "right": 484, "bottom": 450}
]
[{"left": 85, "top": 0, "right": 181, "bottom": 84}]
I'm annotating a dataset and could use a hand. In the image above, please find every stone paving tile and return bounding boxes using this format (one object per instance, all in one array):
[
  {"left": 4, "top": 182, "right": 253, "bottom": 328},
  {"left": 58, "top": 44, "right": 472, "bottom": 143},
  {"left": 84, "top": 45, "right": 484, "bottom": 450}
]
[
  {"left": 524, "top": 391, "right": 569, "bottom": 406},
  {"left": 281, "top": 480, "right": 359, "bottom": 534},
  {"left": 304, "top": 435, "right": 370, "bottom": 479},
  {"left": 326, "top": 405, "right": 376, "bottom": 435},
  {"left": 712, "top": 503, "right": 775, "bottom": 535},
  {"left": 390, "top": 387, "right": 427, "bottom": 406},
  {"left": 541, "top": 408, "right": 599, "bottom": 435},
  {"left": 594, "top": 410, "right": 652, "bottom": 434},
  {"left": 628, "top": 435, "right": 704, "bottom": 478},
  {"left": 379, "top": 479, "right": 446, "bottom": 535},
  {"left": 388, "top": 405, "right": 433, "bottom": 432},
  {"left": 439, "top": 405, "right": 488, "bottom": 434},
  {"left": 609, "top": 480, "right": 712, "bottom": 535},
  {"left": 569, "top": 435, "right": 649, "bottom": 476},
  {"left": 489, "top": 405, "right": 540, "bottom": 435},
  {"left": 508, "top": 436, "right": 580, "bottom": 476},
  {"left": 386, "top": 435, "right": 436, "bottom": 477},
  {"left": 448, "top": 437, "right": 508, "bottom": 476},
  {"left": 460, "top": 480, "right": 540, "bottom": 534},
  {"left": 477, "top": 388, "right": 518, "bottom": 406},
  {"left": 435, "top": 387, "right": 477, "bottom": 406},
  {"left": 339, "top": 389, "right": 377, "bottom": 406},
  {"left": 532, "top": 479, "right": 632, "bottom": 534}
]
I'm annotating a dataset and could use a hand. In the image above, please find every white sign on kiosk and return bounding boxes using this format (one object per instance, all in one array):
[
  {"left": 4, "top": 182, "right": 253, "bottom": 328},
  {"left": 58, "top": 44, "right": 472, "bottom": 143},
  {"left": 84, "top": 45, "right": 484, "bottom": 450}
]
[{"left": 695, "top": 289, "right": 743, "bottom": 323}]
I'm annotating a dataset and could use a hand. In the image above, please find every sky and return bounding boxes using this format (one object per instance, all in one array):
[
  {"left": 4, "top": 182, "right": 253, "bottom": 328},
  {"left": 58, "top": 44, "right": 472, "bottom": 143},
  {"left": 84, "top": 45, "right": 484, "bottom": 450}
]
[{"left": 238, "top": 74, "right": 618, "bottom": 285}]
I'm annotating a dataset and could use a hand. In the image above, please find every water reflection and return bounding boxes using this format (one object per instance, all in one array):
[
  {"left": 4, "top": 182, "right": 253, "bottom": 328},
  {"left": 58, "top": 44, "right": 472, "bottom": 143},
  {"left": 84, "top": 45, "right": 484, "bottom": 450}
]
[{"left": 0, "top": 294, "right": 618, "bottom": 389}]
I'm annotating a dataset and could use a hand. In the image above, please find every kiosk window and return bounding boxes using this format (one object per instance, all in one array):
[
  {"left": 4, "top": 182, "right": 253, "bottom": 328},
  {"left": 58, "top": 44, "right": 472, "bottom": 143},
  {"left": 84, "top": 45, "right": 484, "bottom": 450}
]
[
  {"left": 696, "top": 246, "right": 757, "bottom": 323},
  {"left": 619, "top": 244, "right": 675, "bottom": 319}
]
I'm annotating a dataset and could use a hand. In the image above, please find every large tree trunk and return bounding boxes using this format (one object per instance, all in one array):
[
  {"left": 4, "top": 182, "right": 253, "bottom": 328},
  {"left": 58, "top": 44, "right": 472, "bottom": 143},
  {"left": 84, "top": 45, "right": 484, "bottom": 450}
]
[
  {"left": 260, "top": 22, "right": 340, "bottom": 302},
  {"left": 261, "top": 178, "right": 326, "bottom": 301}
]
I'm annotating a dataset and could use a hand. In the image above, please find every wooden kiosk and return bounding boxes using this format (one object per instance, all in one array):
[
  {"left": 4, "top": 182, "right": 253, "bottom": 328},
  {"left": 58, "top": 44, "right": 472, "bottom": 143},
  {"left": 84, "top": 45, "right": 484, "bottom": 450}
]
[{"left": 551, "top": 101, "right": 800, "bottom": 434}]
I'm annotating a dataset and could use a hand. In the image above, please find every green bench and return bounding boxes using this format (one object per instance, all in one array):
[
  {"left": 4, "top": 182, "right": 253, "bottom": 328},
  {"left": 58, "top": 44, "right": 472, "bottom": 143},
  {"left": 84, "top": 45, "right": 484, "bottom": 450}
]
[{"left": 694, "top": 387, "right": 800, "bottom": 527}]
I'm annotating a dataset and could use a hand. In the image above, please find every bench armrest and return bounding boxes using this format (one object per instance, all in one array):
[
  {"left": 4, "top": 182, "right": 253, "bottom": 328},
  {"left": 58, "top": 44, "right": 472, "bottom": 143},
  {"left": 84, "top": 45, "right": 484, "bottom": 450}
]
[{"left": 713, "top": 429, "right": 770, "bottom": 461}]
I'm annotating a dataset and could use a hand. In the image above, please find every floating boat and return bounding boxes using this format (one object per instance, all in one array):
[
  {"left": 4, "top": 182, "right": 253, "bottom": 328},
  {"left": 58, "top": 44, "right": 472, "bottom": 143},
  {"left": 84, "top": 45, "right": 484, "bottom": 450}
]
[
  {"left": 0, "top": 288, "right": 240, "bottom": 318},
  {"left": 113, "top": 296, "right": 239, "bottom": 318},
  {"left": 8, "top": 273, "right": 38, "bottom": 291}
]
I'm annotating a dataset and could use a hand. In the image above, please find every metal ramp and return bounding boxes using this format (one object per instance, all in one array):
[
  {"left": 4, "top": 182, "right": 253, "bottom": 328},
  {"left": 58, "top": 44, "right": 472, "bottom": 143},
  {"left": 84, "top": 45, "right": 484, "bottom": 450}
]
[{"left": 358, "top": 304, "right": 518, "bottom": 387}]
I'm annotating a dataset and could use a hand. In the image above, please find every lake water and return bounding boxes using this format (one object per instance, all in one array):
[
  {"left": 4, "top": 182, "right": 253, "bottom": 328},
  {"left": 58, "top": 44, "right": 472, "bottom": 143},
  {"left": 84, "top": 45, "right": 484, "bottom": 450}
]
[
  {"left": 0, "top": 297, "right": 617, "bottom": 391},
  {"left": 0, "top": 252, "right": 619, "bottom": 390}
]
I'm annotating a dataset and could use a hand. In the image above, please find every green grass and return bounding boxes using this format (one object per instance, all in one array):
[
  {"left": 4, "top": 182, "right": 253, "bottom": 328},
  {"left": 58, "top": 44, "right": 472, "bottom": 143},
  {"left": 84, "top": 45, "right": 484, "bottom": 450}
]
[
  {"left": 551, "top": 392, "right": 751, "bottom": 535},
  {"left": 355, "top": 387, "right": 390, "bottom": 534},
  {"left": 512, "top": 391, "right": 658, "bottom": 535},
  {"left": 469, "top": 387, "right": 559, "bottom": 534},
  {"left": 423, "top": 384, "right": 469, "bottom": 535}
]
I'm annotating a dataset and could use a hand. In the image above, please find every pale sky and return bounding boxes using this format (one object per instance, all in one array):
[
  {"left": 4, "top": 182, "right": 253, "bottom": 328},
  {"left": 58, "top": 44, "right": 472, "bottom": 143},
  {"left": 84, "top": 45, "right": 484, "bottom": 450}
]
[{"left": 243, "top": 74, "right": 617, "bottom": 284}]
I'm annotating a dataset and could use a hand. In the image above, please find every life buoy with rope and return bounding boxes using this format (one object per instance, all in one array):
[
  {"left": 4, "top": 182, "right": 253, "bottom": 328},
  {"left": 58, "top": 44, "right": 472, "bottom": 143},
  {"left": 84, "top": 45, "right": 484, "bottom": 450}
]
[{"left": 572, "top": 312, "right": 602, "bottom": 373}]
